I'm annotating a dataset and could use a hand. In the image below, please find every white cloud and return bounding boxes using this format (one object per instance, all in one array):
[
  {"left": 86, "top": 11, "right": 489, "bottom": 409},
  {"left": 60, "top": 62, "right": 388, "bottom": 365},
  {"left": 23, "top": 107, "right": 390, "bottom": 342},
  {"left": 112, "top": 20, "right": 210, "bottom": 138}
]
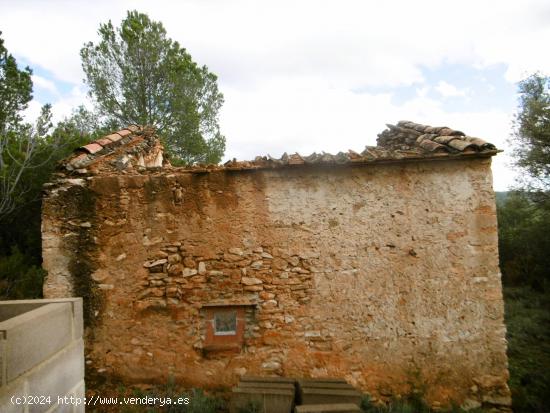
[
  {"left": 49, "top": 86, "right": 93, "bottom": 123},
  {"left": 22, "top": 99, "right": 43, "bottom": 124},
  {"left": 32, "top": 75, "right": 58, "bottom": 95},
  {"left": 435, "top": 81, "right": 467, "bottom": 98},
  {"left": 1, "top": 0, "right": 538, "bottom": 191},
  {"left": 23, "top": 85, "right": 93, "bottom": 125},
  {"left": 220, "top": 78, "right": 516, "bottom": 191},
  {"left": 416, "top": 87, "right": 430, "bottom": 98},
  {"left": 1, "top": 0, "right": 549, "bottom": 88}
]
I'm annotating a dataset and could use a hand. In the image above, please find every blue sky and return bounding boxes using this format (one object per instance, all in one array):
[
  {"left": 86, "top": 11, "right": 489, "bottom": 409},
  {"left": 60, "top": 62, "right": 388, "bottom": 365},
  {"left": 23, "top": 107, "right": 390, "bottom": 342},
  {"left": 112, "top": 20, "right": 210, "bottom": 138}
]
[
  {"left": 366, "top": 63, "right": 518, "bottom": 114},
  {"left": 2, "top": 0, "right": 549, "bottom": 190}
]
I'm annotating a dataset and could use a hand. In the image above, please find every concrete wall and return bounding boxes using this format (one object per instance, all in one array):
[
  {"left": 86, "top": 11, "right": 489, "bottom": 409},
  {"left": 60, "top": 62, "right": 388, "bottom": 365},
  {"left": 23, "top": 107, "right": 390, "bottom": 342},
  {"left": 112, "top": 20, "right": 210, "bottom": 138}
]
[
  {"left": 0, "top": 298, "right": 84, "bottom": 413},
  {"left": 42, "top": 157, "right": 511, "bottom": 411}
]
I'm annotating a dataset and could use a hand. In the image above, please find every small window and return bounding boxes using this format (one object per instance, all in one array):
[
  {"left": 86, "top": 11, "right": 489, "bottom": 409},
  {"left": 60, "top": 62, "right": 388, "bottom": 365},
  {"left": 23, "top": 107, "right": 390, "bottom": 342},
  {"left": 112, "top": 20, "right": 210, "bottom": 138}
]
[
  {"left": 201, "top": 304, "right": 255, "bottom": 354},
  {"left": 214, "top": 311, "right": 237, "bottom": 335}
]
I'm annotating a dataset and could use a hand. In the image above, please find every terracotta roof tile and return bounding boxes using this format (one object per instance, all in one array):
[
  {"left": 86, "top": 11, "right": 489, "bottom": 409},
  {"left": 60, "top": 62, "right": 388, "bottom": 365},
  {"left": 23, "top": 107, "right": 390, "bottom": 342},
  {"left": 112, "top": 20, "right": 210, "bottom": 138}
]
[
  {"left": 95, "top": 138, "right": 113, "bottom": 147},
  {"left": 61, "top": 121, "right": 498, "bottom": 175},
  {"left": 63, "top": 125, "right": 156, "bottom": 172},
  {"left": 215, "top": 120, "right": 497, "bottom": 171},
  {"left": 116, "top": 129, "right": 133, "bottom": 137},
  {"left": 288, "top": 153, "right": 304, "bottom": 165},
  {"left": 376, "top": 121, "right": 495, "bottom": 154},
  {"left": 81, "top": 143, "right": 103, "bottom": 154},
  {"left": 105, "top": 133, "right": 123, "bottom": 143}
]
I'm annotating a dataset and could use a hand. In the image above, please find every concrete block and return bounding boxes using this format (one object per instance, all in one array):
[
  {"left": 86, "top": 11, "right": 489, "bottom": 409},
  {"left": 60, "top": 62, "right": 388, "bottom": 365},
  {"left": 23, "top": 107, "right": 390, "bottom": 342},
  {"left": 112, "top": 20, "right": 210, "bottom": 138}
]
[
  {"left": 1, "top": 303, "right": 73, "bottom": 382},
  {"left": 0, "top": 302, "right": 48, "bottom": 322},
  {"left": 238, "top": 381, "right": 295, "bottom": 391},
  {"left": 240, "top": 375, "right": 296, "bottom": 384},
  {"left": 230, "top": 387, "right": 294, "bottom": 413},
  {"left": 298, "top": 378, "right": 348, "bottom": 385},
  {"left": 295, "top": 403, "right": 361, "bottom": 413},
  {"left": 296, "top": 380, "right": 355, "bottom": 404},
  {"left": 300, "top": 388, "right": 362, "bottom": 406},
  {"left": 12, "top": 298, "right": 83, "bottom": 340},
  {"left": 46, "top": 400, "right": 73, "bottom": 413},
  {"left": 0, "top": 380, "right": 27, "bottom": 413},
  {"left": 27, "top": 339, "right": 84, "bottom": 413},
  {"left": 69, "top": 380, "right": 85, "bottom": 413},
  {"left": 46, "top": 380, "right": 85, "bottom": 413},
  {"left": 298, "top": 383, "right": 354, "bottom": 390}
]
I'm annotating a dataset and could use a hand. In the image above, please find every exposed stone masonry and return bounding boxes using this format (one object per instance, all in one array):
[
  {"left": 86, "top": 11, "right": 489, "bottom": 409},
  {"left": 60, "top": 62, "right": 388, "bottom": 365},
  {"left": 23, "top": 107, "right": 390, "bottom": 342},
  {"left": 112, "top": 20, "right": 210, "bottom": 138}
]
[
  {"left": 42, "top": 122, "right": 511, "bottom": 411},
  {"left": 139, "top": 244, "right": 314, "bottom": 312},
  {"left": 138, "top": 243, "right": 318, "bottom": 353}
]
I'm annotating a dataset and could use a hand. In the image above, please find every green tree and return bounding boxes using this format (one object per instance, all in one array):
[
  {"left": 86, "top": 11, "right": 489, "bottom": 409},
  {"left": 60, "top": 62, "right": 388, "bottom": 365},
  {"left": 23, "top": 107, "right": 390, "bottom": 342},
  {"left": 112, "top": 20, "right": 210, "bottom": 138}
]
[
  {"left": 0, "top": 32, "right": 79, "bottom": 219},
  {"left": 0, "top": 32, "right": 100, "bottom": 298},
  {"left": 0, "top": 106, "right": 97, "bottom": 299},
  {"left": 0, "top": 30, "right": 36, "bottom": 217},
  {"left": 0, "top": 31, "right": 32, "bottom": 135},
  {"left": 512, "top": 73, "right": 550, "bottom": 198},
  {"left": 81, "top": 10, "right": 226, "bottom": 165},
  {"left": 497, "top": 191, "right": 550, "bottom": 291}
]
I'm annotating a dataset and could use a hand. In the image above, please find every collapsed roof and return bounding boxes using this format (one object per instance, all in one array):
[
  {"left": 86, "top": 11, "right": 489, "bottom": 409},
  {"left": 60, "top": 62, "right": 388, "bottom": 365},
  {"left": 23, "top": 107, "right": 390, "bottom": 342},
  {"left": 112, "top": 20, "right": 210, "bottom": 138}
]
[{"left": 61, "top": 121, "right": 498, "bottom": 175}]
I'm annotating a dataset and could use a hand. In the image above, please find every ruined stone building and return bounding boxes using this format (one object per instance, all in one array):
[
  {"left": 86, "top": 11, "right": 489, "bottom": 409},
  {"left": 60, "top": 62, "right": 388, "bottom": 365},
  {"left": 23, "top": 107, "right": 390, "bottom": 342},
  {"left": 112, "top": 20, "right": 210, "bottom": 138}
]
[{"left": 42, "top": 121, "right": 511, "bottom": 410}]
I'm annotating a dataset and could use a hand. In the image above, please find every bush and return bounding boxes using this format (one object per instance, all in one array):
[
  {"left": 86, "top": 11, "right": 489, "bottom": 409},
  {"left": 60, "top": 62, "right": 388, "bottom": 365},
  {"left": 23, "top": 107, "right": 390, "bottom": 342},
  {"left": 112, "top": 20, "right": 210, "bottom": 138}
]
[
  {"left": 497, "top": 191, "right": 550, "bottom": 291},
  {"left": 178, "top": 388, "right": 224, "bottom": 413},
  {"left": 237, "top": 400, "right": 262, "bottom": 413},
  {"left": 504, "top": 286, "right": 550, "bottom": 412},
  {"left": 359, "top": 393, "right": 485, "bottom": 412},
  {"left": 0, "top": 246, "right": 45, "bottom": 299}
]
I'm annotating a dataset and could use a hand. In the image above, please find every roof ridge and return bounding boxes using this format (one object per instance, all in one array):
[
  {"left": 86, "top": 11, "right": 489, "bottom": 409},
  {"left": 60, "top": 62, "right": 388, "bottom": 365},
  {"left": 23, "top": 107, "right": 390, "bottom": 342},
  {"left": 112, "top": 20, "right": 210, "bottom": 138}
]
[
  {"left": 61, "top": 121, "right": 498, "bottom": 175},
  {"left": 78, "top": 124, "right": 144, "bottom": 155},
  {"left": 64, "top": 125, "right": 160, "bottom": 171}
]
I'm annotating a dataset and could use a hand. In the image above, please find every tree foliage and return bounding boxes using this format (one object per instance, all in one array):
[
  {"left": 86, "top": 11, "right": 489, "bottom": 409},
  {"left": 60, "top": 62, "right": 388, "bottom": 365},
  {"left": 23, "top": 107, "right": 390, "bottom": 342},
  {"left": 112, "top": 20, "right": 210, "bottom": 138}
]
[
  {"left": 0, "top": 104, "right": 52, "bottom": 216},
  {"left": 0, "top": 31, "right": 32, "bottom": 135},
  {"left": 512, "top": 73, "right": 550, "bottom": 196},
  {"left": 0, "top": 32, "right": 84, "bottom": 219},
  {"left": 0, "top": 30, "right": 37, "bottom": 217},
  {"left": 81, "top": 10, "right": 226, "bottom": 165},
  {"left": 497, "top": 191, "right": 550, "bottom": 291},
  {"left": 0, "top": 106, "right": 96, "bottom": 299}
]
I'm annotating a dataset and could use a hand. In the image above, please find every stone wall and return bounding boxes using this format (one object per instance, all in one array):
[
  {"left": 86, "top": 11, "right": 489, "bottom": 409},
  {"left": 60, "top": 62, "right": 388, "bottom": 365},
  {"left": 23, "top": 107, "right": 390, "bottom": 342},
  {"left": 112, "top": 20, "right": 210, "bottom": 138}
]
[
  {"left": 0, "top": 298, "right": 84, "bottom": 413},
  {"left": 42, "top": 157, "right": 511, "bottom": 411}
]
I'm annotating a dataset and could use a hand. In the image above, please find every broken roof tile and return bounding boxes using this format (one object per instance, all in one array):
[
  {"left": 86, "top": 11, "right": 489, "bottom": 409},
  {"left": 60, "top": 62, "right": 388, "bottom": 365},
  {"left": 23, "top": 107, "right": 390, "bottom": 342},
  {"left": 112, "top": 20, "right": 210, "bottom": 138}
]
[
  {"left": 288, "top": 153, "right": 304, "bottom": 165},
  {"left": 433, "top": 136, "right": 460, "bottom": 145},
  {"left": 377, "top": 121, "right": 494, "bottom": 155},
  {"left": 447, "top": 139, "right": 475, "bottom": 151},
  {"left": 69, "top": 153, "right": 91, "bottom": 169},
  {"left": 334, "top": 152, "right": 350, "bottom": 163},
  {"left": 419, "top": 140, "right": 448, "bottom": 152},
  {"left": 61, "top": 121, "right": 498, "bottom": 176}
]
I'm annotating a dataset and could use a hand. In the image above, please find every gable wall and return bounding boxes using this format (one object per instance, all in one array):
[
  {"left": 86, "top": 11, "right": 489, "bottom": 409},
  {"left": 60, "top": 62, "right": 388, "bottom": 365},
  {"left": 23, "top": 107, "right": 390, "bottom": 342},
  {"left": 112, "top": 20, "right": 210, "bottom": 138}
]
[{"left": 42, "top": 157, "right": 510, "bottom": 409}]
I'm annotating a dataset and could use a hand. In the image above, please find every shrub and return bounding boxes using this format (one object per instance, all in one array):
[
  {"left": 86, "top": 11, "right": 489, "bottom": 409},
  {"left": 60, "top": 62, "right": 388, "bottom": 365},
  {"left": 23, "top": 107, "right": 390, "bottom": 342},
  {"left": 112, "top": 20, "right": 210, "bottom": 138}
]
[
  {"left": 177, "top": 388, "right": 224, "bottom": 413},
  {"left": 237, "top": 400, "right": 262, "bottom": 413},
  {"left": 0, "top": 246, "right": 45, "bottom": 299}
]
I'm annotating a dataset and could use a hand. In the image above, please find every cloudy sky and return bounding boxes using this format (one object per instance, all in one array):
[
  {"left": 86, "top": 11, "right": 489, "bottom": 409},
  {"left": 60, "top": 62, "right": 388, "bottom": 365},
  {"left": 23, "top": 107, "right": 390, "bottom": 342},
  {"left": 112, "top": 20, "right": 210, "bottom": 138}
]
[{"left": 1, "top": 0, "right": 549, "bottom": 190}]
